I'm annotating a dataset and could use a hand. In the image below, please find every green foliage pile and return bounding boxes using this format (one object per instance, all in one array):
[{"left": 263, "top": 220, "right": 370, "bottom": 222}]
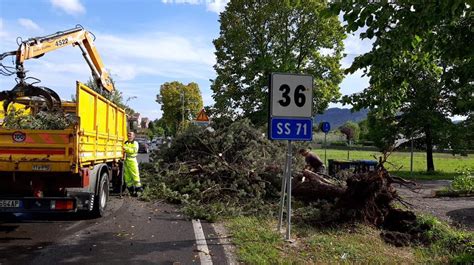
[
  {"left": 437, "top": 167, "right": 474, "bottom": 197},
  {"left": 451, "top": 169, "right": 474, "bottom": 194},
  {"left": 415, "top": 215, "right": 474, "bottom": 263},
  {"left": 2, "top": 108, "right": 77, "bottom": 130},
  {"left": 141, "top": 119, "right": 295, "bottom": 221}
]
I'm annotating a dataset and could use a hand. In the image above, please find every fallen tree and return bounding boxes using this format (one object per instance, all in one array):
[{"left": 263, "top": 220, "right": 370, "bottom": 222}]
[
  {"left": 142, "top": 120, "right": 470, "bottom": 249},
  {"left": 142, "top": 119, "right": 289, "bottom": 220},
  {"left": 291, "top": 159, "right": 438, "bottom": 246}
]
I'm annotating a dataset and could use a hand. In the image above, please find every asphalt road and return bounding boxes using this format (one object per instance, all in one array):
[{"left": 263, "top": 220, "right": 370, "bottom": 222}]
[{"left": 0, "top": 154, "right": 231, "bottom": 265}]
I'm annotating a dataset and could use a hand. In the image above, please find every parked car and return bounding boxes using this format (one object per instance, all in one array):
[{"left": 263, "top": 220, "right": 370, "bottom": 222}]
[{"left": 138, "top": 141, "right": 149, "bottom": 153}]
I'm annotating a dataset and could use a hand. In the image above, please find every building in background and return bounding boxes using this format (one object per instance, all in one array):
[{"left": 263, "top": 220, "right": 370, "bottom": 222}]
[{"left": 141, "top": 117, "right": 150, "bottom": 129}]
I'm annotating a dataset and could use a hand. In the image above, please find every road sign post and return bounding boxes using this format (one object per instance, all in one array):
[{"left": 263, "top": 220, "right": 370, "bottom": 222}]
[
  {"left": 320, "top": 122, "right": 331, "bottom": 166},
  {"left": 269, "top": 73, "right": 313, "bottom": 241},
  {"left": 324, "top": 133, "right": 327, "bottom": 166},
  {"left": 285, "top": 140, "right": 292, "bottom": 240}
]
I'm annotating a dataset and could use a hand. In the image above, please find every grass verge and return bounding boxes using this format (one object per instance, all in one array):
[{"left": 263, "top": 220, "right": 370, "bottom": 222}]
[{"left": 226, "top": 216, "right": 473, "bottom": 264}]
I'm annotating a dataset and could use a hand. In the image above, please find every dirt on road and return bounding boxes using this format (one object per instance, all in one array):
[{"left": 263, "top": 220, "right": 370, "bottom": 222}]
[{"left": 396, "top": 180, "right": 474, "bottom": 231}]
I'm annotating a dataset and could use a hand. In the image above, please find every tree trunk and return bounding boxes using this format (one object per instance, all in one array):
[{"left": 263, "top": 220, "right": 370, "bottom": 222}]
[
  {"left": 292, "top": 170, "right": 345, "bottom": 203},
  {"left": 425, "top": 126, "right": 435, "bottom": 172}
]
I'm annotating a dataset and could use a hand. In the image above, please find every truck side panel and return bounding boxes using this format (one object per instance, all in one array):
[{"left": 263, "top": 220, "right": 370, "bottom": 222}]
[
  {"left": 76, "top": 82, "right": 126, "bottom": 167},
  {"left": 0, "top": 128, "right": 76, "bottom": 172}
]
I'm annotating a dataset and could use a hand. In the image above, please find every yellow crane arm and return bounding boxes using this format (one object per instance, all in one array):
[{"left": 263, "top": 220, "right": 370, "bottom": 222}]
[{"left": 15, "top": 26, "right": 114, "bottom": 92}]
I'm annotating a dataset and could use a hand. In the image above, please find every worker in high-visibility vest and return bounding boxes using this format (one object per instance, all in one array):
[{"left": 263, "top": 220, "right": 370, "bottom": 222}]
[{"left": 123, "top": 132, "right": 142, "bottom": 196}]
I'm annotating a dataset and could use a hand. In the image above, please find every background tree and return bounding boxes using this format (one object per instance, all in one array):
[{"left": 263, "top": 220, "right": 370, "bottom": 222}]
[
  {"left": 147, "top": 119, "right": 166, "bottom": 140},
  {"left": 339, "top": 121, "right": 360, "bottom": 142},
  {"left": 156, "top": 81, "right": 203, "bottom": 135},
  {"left": 333, "top": 1, "right": 472, "bottom": 172},
  {"left": 365, "top": 111, "right": 400, "bottom": 153},
  {"left": 211, "top": 0, "right": 345, "bottom": 125},
  {"left": 451, "top": 117, "right": 474, "bottom": 155},
  {"left": 339, "top": 121, "right": 360, "bottom": 160},
  {"left": 85, "top": 75, "right": 136, "bottom": 115},
  {"left": 357, "top": 119, "right": 369, "bottom": 142}
]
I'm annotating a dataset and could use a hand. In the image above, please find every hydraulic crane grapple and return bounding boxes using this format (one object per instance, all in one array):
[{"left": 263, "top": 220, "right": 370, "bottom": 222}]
[{"left": 0, "top": 25, "right": 114, "bottom": 111}]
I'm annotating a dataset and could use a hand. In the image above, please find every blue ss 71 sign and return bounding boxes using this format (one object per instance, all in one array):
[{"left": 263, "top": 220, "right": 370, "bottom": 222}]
[{"left": 270, "top": 118, "right": 313, "bottom": 141}]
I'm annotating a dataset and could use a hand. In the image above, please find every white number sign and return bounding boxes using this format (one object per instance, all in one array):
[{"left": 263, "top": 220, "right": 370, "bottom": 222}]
[{"left": 270, "top": 73, "right": 313, "bottom": 118}]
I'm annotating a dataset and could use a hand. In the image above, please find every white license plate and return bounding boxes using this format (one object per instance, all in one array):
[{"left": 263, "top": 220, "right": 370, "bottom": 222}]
[
  {"left": 32, "top": 165, "right": 51, "bottom": 171},
  {"left": 0, "top": 200, "right": 21, "bottom": 208}
]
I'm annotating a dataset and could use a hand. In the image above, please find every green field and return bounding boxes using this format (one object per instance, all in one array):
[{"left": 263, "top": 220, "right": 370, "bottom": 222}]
[{"left": 312, "top": 149, "right": 473, "bottom": 180}]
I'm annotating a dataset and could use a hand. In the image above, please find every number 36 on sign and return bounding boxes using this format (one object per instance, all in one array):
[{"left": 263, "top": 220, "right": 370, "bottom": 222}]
[{"left": 269, "top": 73, "right": 313, "bottom": 141}]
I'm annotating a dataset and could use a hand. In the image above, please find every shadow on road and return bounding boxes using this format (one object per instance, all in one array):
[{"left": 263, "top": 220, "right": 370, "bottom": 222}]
[
  {"left": 447, "top": 207, "right": 474, "bottom": 231},
  {"left": 0, "top": 212, "right": 98, "bottom": 223},
  {"left": 19, "top": 232, "right": 196, "bottom": 265}
]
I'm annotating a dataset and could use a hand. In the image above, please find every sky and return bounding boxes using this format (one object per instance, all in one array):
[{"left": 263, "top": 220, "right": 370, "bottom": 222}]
[{"left": 0, "top": 0, "right": 372, "bottom": 120}]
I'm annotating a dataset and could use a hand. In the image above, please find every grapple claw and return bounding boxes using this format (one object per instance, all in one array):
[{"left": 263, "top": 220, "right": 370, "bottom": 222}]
[{"left": 0, "top": 82, "right": 61, "bottom": 113}]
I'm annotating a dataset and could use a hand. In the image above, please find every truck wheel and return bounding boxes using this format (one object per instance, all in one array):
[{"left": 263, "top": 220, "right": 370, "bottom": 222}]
[{"left": 92, "top": 172, "right": 109, "bottom": 217}]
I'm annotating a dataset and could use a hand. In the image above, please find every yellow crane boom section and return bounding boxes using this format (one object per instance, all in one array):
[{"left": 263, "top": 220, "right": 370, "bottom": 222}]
[{"left": 15, "top": 27, "right": 114, "bottom": 92}]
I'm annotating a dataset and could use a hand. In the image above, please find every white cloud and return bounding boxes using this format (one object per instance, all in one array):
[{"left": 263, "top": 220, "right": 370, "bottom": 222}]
[
  {"left": 98, "top": 32, "right": 215, "bottom": 67},
  {"left": 339, "top": 14, "right": 374, "bottom": 70},
  {"left": 0, "top": 18, "right": 9, "bottom": 39},
  {"left": 339, "top": 69, "right": 370, "bottom": 96},
  {"left": 0, "top": 18, "right": 10, "bottom": 40},
  {"left": 206, "top": 0, "right": 229, "bottom": 14},
  {"left": 161, "top": 0, "right": 229, "bottom": 14},
  {"left": 18, "top": 18, "right": 42, "bottom": 32},
  {"left": 50, "top": 0, "right": 85, "bottom": 15},
  {"left": 343, "top": 32, "right": 373, "bottom": 56},
  {"left": 162, "top": 0, "right": 200, "bottom": 4},
  {"left": 138, "top": 109, "right": 163, "bottom": 120}
]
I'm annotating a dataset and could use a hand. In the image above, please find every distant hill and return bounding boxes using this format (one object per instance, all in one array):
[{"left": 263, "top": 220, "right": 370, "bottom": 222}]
[{"left": 314, "top": 108, "right": 369, "bottom": 128}]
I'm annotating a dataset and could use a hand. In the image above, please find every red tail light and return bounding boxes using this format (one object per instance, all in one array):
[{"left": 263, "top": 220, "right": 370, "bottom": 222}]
[{"left": 50, "top": 200, "right": 74, "bottom": 210}]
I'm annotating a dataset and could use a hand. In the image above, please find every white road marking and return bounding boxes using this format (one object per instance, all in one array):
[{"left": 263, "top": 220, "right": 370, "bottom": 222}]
[
  {"left": 192, "top": 219, "right": 213, "bottom": 265},
  {"left": 64, "top": 220, "right": 85, "bottom": 231}
]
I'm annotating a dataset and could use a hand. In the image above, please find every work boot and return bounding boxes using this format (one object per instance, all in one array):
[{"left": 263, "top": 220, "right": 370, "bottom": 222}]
[
  {"left": 127, "top": 186, "right": 136, "bottom": 196},
  {"left": 135, "top": 186, "right": 143, "bottom": 197}
]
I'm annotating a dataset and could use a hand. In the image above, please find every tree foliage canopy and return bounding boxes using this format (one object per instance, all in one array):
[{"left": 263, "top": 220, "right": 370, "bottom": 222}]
[
  {"left": 86, "top": 76, "right": 127, "bottom": 110},
  {"left": 333, "top": 0, "right": 472, "bottom": 116},
  {"left": 211, "top": 0, "right": 345, "bottom": 125},
  {"left": 339, "top": 121, "right": 360, "bottom": 141},
  {"left": 332, "top": 1, "right": 472, "bottom": 170},
  {"left": 156, "top": 81, "right": 203, "bottom": 135}
]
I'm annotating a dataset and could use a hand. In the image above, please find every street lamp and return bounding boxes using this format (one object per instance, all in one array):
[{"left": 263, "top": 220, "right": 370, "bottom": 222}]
[
  {"left": 125, "top": 96, "right": 137, "bottom": 106},
  {"left": 125, "top": 96, "right": 137, "bottom": 115}
]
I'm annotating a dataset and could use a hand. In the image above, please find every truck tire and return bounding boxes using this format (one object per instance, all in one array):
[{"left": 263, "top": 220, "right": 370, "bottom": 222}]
[{"left": 91, "top": 171, "right": 109, "bottom": 217}]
